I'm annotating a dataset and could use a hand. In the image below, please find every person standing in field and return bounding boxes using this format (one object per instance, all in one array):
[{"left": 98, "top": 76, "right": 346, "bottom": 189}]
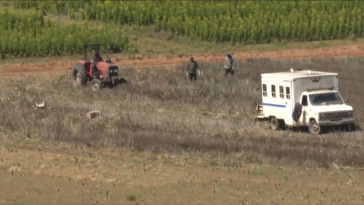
[
  {"left": 186, "top": 57, "right": 200, "bottom": 82},
  {"left": 224, "top": 53, "right": 235, "bottom": 77}
]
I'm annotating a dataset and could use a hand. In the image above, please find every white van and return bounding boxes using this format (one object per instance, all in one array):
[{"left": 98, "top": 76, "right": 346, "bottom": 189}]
[{"left": 255, "top": 69, "right": 355, "bottom": 134}]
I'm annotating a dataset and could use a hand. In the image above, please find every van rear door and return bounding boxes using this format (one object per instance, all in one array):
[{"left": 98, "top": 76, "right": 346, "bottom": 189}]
[{"left": 284, "top": 81, "right": 293, "bottom": 125}]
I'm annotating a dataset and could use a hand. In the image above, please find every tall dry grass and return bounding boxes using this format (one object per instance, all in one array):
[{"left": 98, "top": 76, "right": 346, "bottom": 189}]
[{"left": 1, "top": 57, "right": 364, "bottom": 168}]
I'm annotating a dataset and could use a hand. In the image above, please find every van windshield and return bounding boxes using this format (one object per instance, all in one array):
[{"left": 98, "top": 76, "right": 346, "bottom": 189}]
[{"left": 309, "top": 92, "right": 344, "bottom": 105}]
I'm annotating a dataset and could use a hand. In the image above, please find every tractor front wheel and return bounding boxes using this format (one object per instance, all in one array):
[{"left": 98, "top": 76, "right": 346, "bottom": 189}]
[{"left": 91, "top": 79, "right": 102, "bottom": 91}]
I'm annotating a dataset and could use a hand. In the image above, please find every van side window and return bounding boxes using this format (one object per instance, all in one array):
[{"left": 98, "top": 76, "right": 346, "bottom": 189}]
[
  {"left": 279, "top": 86, "right": 284, "bottom": 99},
  {"left": 271, "top": 85, "right": 276, "bottom": 98},
  {"left": 285, "top": 87, "right": 290, "bottom": 99},
  {"left": 262, "top": 84, "right": 267, "bottom": 97},
  {"left": 301, "top": 95, "right": 308, "bottom": 106}
]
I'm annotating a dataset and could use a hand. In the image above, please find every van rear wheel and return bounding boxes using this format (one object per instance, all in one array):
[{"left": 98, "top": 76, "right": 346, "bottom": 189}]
[{"left": 270, "top": 117, "right": 280, "bottom": 131}]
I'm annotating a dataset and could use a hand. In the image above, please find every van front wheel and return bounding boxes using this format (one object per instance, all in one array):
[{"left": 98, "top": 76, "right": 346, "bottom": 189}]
[{"left": 309, "top": 119, "right": 321, "bottom": 135}]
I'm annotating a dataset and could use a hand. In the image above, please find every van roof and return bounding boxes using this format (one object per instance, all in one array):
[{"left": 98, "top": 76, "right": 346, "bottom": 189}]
[
  {"left": 261, "top": 70, "right": 338, "bottom": 79},
  {"left": 302, "top": 90, "right": 338, "bottom": 94}
]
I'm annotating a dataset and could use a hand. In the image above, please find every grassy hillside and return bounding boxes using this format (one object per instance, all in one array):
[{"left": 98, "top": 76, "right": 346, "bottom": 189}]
[
  {"left": 1, "top": 57, "right": 364, "bottom": 168},
  {"left": 1, "top": 2, "right": 364, "bottom": 201}
]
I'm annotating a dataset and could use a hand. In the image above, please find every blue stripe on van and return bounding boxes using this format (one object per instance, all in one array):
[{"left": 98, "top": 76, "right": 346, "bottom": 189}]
[{"left": 263, "top": 103, "right": 286, "bottom": 108}]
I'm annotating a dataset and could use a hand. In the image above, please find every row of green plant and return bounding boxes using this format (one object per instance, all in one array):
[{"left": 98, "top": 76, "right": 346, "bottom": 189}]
[
  {"left": 13, "top": 1, "right": 364, "bottom": 43},
  {"left": 0, "top": 9, "right": 129, "bottom": 59}
]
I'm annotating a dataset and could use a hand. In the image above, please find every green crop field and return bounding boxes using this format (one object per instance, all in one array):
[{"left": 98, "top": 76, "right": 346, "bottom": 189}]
[
  {"left": 13, "top": 1, "right": 364, "bottom": 43},
  {"left": 1, "top": 1, "right": 364, "bottom": 60},
  {"left": 0, "top": 9, "right": 129, "bottom": 59}
]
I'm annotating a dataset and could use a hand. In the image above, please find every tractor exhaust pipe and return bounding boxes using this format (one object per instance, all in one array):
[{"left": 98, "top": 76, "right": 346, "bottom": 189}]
[{"left": 84, "top": 44, "right": 88, "bottom": 61}]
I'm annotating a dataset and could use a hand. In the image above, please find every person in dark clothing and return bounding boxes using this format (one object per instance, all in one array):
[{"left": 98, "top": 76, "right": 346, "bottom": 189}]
[
  {"left": 224, "top": 53, "right": 235, "bottom": 77},
  {"left": 186, "top": 57, "right": 200, "bottom": 82},
  {"left": 92, "top": 51, "right": 103, "bottom": 76}
]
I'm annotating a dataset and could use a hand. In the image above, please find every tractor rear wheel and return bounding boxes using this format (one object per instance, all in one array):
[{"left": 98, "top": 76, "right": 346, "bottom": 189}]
[
  {"left": 73, "top": 64, "right": 87, "bottom": 87},
  {"left": 90, "top": 79, "right": 102, "bottom": 91}
]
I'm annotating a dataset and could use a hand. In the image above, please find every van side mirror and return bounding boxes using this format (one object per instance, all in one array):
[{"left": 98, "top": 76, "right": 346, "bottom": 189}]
[{"left": 345, "top": 97, "right": 349, "bottom": 104}]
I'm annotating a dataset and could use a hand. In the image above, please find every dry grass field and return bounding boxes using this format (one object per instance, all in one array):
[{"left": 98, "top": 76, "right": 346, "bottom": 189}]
[
  {"left": 1, "top": 57, "right": 364, "bottom": 204},
  {"left": 2, "top": 2, "right": 364, "bottom": 204}
]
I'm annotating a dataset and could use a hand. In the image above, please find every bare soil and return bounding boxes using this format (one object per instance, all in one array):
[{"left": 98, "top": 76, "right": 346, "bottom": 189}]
[{"left": 1, "top": 44, "right": 364, "bottom": 79}]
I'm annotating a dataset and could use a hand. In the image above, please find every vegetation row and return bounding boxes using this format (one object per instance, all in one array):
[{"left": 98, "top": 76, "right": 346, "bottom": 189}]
[
  {"left": 13, "top": 1, "right": 364, "bottom": 43},
  {"left": 0, "top": 9, "right": 129, "bottom": 59}
]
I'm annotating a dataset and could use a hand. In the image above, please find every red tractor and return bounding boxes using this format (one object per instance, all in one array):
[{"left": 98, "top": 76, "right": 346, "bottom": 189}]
[{"left": 72, "top": 43, "right": 122, "bottom": 91}]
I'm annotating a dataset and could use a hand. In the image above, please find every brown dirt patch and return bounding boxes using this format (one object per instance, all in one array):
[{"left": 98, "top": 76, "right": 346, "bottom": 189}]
[{"left": 1, "top": 44, "right": 364, "bottom": 79}]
